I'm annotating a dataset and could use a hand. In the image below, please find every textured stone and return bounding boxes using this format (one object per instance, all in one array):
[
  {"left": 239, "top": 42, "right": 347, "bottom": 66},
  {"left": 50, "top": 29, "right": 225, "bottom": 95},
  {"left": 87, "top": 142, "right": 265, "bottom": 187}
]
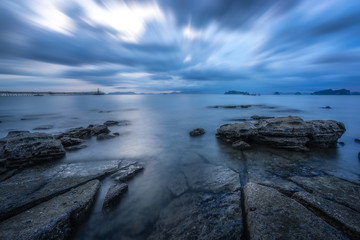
[
  {"left": 111, "top": 162, "right": 144, "bottom": 182},
  {"left": 232, "top": 140, "right": 251, "bottom": 150},
  {"left": 189, "top": 128, "right": 205, "bottom": 136},
  {"left": 244, "top": 183, "right": 347, "bottom": 240},
  {"left": 0, "top": 180, "right": 100, "bottom": 240},
  {"left": 102, "top": 183, "right": 128, "bottom": 212}
]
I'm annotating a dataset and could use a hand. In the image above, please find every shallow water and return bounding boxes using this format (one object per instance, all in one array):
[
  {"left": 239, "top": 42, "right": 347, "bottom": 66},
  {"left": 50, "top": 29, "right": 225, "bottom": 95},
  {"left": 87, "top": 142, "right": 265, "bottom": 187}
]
[{"left": 0, "top": 94, "right": 359, "bottom": 239}]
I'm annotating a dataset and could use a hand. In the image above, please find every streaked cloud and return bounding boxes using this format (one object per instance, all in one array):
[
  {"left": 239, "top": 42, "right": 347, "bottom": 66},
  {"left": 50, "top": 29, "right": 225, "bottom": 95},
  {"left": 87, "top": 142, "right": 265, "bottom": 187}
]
[{"left": 0, "top": 0, "right": 359, "bottom": 93}]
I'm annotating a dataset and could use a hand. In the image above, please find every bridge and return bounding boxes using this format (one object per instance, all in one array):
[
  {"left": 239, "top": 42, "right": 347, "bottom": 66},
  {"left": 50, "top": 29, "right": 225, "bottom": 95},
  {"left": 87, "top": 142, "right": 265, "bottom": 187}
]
[{"left": 0, "top": 89, "right": 104, "bottom": 96}]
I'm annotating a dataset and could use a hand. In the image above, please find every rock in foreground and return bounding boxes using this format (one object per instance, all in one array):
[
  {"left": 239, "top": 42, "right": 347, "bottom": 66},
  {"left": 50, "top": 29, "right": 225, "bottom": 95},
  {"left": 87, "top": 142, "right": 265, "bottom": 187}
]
[
  {"left": 0, "top": 131, "right": 65, "bottom": 168},
  {"left": 244, "top": 182, "right": 347, "bottom": 240},
  {"left": 0, "top": 180, "right": 100, "bottom": 240},
  {"left": 217, "top": 116, "right": 345, "bottom": 151},
  {"left": 102, "top": 183, "right": 128, "bottom": 212}
]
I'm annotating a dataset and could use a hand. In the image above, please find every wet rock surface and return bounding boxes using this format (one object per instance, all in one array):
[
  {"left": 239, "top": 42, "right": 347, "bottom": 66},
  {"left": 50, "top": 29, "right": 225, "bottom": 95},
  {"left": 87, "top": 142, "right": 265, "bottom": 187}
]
[
  {"left": 0, "top": 131, "right": 65, "bottom": 168},
  {"left": 96, "top": 133, "right": 117, "bottom": 140},
  {"left": 244, "top": 182, "right": 347, "bottom": 240},
  {"left": 111, "top": 162, "right": 144, "bottom": 182},
  {"left": 102, "top": 183, "right": 128, "bottom": 212},
  {"left": 189, "top": 128, "right": 205, "bottom": 136},
  {"left": 217, "top": 116, "right": 346, "bottom": 151},
  {"left": 232, "top": 140, "right": 251, "bottom": 150},
  {"left": 149, "top": 192, "right": 242, "bottom": 240},
  {"left": 104, "top": 120, "right": 131, "bottom": 126},
  {"left": 290, "top": 175, "right": 360, "bottom": 212},
  {"left": 57, "top": 124, "right": 110, "bottom": 139},
  {"left": 0, "top": 180, "right": 100, "bottom": 240},
  {"left": 293, "top": 191, "right": 360, "bottom": 239},
  {"left": 60, "top": 137, "right": 83, "bottom": 147},
  {"left": 0, "top": 160, "right": 120, "bottom": 221}
]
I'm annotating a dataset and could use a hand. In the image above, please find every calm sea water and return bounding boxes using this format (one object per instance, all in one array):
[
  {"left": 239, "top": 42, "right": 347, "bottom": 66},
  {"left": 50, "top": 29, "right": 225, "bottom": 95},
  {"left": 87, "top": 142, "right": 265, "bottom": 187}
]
[{"left": 1, "top": 94, "right": 359, "bottom": 239}]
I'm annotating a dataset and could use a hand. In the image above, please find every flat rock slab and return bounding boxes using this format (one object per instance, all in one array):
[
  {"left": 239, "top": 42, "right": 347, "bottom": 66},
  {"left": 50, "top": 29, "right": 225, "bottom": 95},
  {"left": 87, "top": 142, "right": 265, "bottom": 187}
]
[
  {"left": 0, "top": 180, "right": 100, "bottom": 240},
  {"left": 290, "top": 175, "right": 360, "bottom": 212},
  {"left": 102, "top": 183, "right": 128, "bottom": 212},
  {"left": 0, "top": 131, "right": 65, "bottom": 168},
  {"left": 111, "top": 162, "right": 144, "bottom": 182},
  {"left": 148, "top": 192, "right": 242, "bottom": 240},
  {"left": 0, "top": 160, "right": 120, "bottom": 221},
  {"left": 244, "top": 183, "right": 347, "bottom": 240},
  {"left": 293, "top": 191, "right": 360, "bottom": 239},
  {"left": 182, "top": 163, "right": 240, "bottom": 193}
]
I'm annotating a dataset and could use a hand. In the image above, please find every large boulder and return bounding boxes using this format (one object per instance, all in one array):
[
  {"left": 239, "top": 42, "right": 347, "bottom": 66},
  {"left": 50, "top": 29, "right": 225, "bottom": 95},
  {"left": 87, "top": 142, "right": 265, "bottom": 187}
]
[
  {"left": 216, "top": 116, "right": 345, "bottom": 151},
  {"left": 0, "top": 131, "right": 65, "bottom": 168}
]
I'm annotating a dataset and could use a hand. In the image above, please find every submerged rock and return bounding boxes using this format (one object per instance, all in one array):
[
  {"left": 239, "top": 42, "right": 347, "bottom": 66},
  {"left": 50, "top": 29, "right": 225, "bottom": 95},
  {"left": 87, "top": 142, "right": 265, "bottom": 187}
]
[
  {"left": 244, "top": 182, "right": 347, "bottom": 239},
  {"left": 355, "top": 138, "right": 360, "bottom": 143},
  {"left": 189, "top": 128, "right": 205, "bottom": 137},
  {"left": 232, "top": 140, "right": 251, "bottom": 150},
  {"left": 33, "top": 125, "right": 54, "bottom": 130},
  {"left": 148, "top": 192, "right": 242, "bottom": 240},
  {"left": 104, "top": 120, "right": 131, "bottom": 126},
  {"left": 0, "top": 131, "right": 65, "bottom": 168},
  {"left": 102, "top": 183, "right": 128, "bottom": 212},
  {"left": 96, "top": 133, "right": 116, "bottom": 140},
  {"left": 0, "top": 180, "right": 100, "bottom": 240},
  {"left": 111, "top": 162, "right": 144, "bottom": 182},
  {"left": 216, "top": 116, "right": 346, "bottom": 151},
  {"left": 251, "top": 115, "right": 274, "bottom": 120},
  {"left": 57, "top": 124, "right": 110, "bottom": 139}
]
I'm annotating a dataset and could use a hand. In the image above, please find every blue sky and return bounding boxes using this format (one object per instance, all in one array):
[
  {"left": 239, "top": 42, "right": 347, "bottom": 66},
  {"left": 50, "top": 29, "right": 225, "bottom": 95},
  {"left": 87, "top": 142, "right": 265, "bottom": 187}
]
[{"left": 0, "top": 0, "right": 359, "bottom": 93}]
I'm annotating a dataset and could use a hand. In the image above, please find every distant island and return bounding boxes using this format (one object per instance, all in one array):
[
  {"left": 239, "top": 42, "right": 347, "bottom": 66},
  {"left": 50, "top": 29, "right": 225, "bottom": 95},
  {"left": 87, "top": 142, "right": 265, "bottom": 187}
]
[
  {"left": 312, "top": 89, "right": 350, "bottom": 95},
  {"left": 224, "top": 90, "right": 259, "bottom": 96}
]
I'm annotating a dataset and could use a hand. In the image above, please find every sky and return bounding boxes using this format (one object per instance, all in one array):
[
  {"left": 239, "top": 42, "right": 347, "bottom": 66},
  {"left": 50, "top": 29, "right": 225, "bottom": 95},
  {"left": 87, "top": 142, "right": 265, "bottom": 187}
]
[{"left": 0, "top": 0, "right": 359, "bottom": 94}]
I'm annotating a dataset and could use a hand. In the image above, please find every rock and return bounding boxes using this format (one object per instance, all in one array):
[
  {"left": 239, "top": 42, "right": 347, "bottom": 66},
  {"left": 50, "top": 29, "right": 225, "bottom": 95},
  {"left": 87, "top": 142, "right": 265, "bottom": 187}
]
[
  {"left": 57, "top": 124, "right": 110, "bottom": 139},
  {"left": 232, "top": 140, "right": 251, "bottom": 150},
  {"left": 104, "top": 120, "right": 131, "bottom": 126},
  {"left": 251, "top": 115, "right": 274, "bottom": 120},
  {"left": 60, "top": 137, "right": 83, "bottom": 147},
  {"left": 0, "top": 160, "right": 120, "bottom": 221},
  {"left": 358, "top": 152, "right": 360, "bottom": 160},
  {"left": 293, "top": 191, "right": 360, "bottom": 239},
  {"left": 88, "top": 124, "right": 110, "bottom": 136},
  {"left": 33, "top": 125, "right": 54, "bottom": 130},
  {"left": 306, "top": 120, "right": 346, "bottom": 148},
  {"left": 113, "top": 132, "right": 120, "bottom": 136},
  {"left": 355, "top": 138, "right": 360, "bottom": 143},
  {"left": 65, "top": 144, "right": 87, "bottom": 151},
  {"left": 244, "top": 182, "right": 347, "bottom": 240},
  {"left": 322, "top": 106, "right": 332, "bottom": 109},
  {"left": 338, "top": 141, "right": 345, "bottom": 146},
  {"left": 0, "top": 180, "right": 100, "bottom": 240},
  {"left": 182, "top": 163, "right": 240, "bottom": 193},
  {"left": 290, "top": 175, "right": 360, "bottom": 212},
  {"left": 111, "top": 162, "right": 144, "bottom": 182},
  {"left": 0, "top": 131, "right": 65, "bottom": 168},
  {"left": 216, "top": 116, "right": 346, "bottom": 151},
  {"left": 148, "top": 192, "right": 242, "bottom": 240},
  {"left": 189, "top": 128, "right": 205, "bottom": 137},
  {"left": 216, "top": 122, "right": 258, "bottom": 143},
  {"left": 102, "top": 183, "right": 128, "bottom": 212},
  {"left": 166, "top": 172, "right": 189, "bottom": 196},
  {"left": 57, "top": 127, "right": 92, "bottom": 139},
  {"left": 96, "top": 133, "right": 116, "bottom": 140}
]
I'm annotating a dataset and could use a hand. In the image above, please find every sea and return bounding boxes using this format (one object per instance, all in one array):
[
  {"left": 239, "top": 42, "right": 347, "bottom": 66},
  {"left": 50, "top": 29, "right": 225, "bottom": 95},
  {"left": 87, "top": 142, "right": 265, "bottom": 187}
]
[{"left": 0, "top": 94, "right": 359, "bottom": 239}]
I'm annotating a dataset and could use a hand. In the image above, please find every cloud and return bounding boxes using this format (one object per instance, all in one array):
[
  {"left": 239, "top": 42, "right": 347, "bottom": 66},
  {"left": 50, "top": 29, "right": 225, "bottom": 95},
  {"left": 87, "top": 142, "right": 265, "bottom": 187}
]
[{"left": 0, "top": 0, "right": 360, "bottom": 92}]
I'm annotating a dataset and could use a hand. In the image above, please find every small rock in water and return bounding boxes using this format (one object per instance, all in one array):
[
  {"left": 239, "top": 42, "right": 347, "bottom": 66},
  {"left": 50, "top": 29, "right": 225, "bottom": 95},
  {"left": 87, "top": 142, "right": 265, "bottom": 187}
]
[
  {"left": 189, "top": 128, "right": 205, "bottom": 137},
  {"left": 232, "top": 140, "right": 251, "bottom": 150},
  {"left": 104, "top": 120, "right": 131, "bottom": 126},
  {"left": 355, "top": 138, "right": 360, "bottom": 143},
  {"left": 33, "top": 125, "right": 53, "bottom": 130},
  {"left": 102, "top": 183, "right": 128, "bottom": 212},
  {"left": 338, "top": 142, "right": 345, "bottom": 146},
  {"left": 111, "top": 162, "right": 144, "bottom": 182},
  {"left": 358, "top": 152, "right": 360, "bottom": 160},
  {"left": 322, "top": 106, "right": 332, "bottom": 109}
]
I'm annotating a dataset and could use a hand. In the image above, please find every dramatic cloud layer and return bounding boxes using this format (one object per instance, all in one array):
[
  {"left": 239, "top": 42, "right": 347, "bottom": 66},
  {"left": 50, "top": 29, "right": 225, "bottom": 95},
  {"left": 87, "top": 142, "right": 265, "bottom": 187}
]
[{"left": 0, "top": 0, "right": 359, "bottom": 93}]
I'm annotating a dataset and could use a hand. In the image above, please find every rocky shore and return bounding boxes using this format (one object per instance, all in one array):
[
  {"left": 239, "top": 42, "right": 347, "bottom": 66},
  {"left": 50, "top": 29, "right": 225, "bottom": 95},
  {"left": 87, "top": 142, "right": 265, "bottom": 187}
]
[
  {"left": 0, "top": 120, "right": 144, "bottom": 240},
  {"left": 1, "top": 115, "right": 359, "bottom": 240}
]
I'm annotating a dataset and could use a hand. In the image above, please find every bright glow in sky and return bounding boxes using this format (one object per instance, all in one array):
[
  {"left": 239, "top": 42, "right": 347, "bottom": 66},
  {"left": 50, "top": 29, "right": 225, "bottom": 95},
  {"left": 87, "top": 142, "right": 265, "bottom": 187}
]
[{"left": 0, "top": 0, "right": 359, "bottom": 93}]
